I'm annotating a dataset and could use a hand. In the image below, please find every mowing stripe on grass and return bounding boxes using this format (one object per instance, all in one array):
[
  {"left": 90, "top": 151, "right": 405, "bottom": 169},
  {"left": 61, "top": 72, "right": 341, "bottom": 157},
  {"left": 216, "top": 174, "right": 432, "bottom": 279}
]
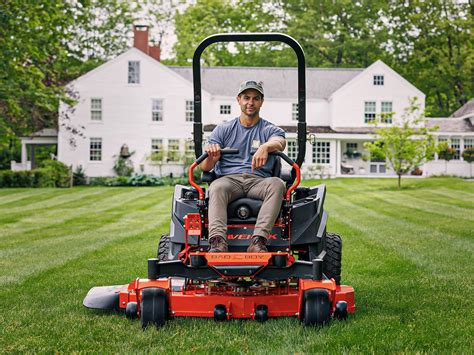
[
  {"left": 0, "top": 189, "right": 54, "bottom": 206},
  {"left": 0, "top": 187, "right": 118, "bottom": 215},
  {"left": 327, "top": 187, "right": 474, "bottom": 241},
  {"left": 331, "top": 181, "right": 474, "bottom": 221},
  {"left": 0, "top": 188, "right": 168, "bottom": 243},
  {"left": 327, "top": 194, "right": 473, "bottom": 284},
  {"left": 0, "top": 194, "right": 172, "bottom": 286}
]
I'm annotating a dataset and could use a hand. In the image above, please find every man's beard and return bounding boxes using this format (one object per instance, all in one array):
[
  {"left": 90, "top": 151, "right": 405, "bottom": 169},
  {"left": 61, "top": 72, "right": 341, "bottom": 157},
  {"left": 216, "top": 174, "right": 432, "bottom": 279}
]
[{"left": 243, "top": 105, "right": 259, "bottom": 117}]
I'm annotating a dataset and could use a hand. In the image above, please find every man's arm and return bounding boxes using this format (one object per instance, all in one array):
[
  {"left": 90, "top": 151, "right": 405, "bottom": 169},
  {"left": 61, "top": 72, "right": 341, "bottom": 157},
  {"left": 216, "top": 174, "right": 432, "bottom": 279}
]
[{"left": 252, "top": 136, "right": 286, "bottom": 171}]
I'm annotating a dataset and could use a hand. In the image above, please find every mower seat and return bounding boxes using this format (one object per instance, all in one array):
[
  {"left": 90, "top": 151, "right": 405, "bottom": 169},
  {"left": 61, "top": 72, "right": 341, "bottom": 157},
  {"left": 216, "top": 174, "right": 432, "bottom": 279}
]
[{"left": 227, "top": 197, "right": 262, "bottom": 224}]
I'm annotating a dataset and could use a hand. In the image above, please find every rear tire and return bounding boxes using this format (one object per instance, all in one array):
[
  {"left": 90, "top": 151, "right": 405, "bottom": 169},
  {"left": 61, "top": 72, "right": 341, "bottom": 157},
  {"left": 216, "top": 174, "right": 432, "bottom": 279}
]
[
  {"left": 302, "top": 289, "right": 331, "bottom": 326},
  {"left": 140, "top": 288, "right": 168, "bottom": 329},
  {"left": 323, "top": 232, "right": 342, "bottom": 285},
  {"left": 157, "top": 235, "right": 170, "bottom": 261}
]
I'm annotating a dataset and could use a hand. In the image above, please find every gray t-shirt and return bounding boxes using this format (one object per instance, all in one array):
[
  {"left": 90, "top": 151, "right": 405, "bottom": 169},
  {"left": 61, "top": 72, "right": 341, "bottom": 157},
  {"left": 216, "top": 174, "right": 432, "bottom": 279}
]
[{"left": 207, "top": 117, "right": 285, "bottom": 177}]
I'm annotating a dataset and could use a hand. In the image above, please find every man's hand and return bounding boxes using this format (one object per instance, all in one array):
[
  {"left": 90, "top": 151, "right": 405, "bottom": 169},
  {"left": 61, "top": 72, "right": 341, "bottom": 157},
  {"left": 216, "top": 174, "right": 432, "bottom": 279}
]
[
  {"left": 205, "top": 144, "right": 221, "bottom": 160},
  {"left": 251, "top": 137, "right": 285, "bottom": 172},
  {"left": 200, "top": 144, "right": 221, "bottom": 171},
  {"left": 252, "top": 145, "right": 269, "bottom": 171}
]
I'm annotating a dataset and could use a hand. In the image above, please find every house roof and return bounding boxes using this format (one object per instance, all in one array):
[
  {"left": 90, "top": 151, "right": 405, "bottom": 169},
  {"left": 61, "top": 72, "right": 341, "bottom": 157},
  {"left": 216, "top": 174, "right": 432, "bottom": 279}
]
[
  {"left": 203, "top": 124, "right": 374, "bottom": 134},
  {"left": 170, "top": 66, "right": 363, "bottom": 99},
  {"left": 450, "top": 98, "right": 474, "bottom": 118},
  {"left": 23, "top": 128, "right": 58, "bottom": 138},
  {"left": 426, "top": 118, "right": 474, "bottom": 133}
]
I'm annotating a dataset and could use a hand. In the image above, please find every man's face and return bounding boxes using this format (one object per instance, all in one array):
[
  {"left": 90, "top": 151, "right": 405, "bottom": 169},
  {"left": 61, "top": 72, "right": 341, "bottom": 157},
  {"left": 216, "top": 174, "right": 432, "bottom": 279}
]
[{"left": 237, "top": 89, "right": 264, "bottom": 117}]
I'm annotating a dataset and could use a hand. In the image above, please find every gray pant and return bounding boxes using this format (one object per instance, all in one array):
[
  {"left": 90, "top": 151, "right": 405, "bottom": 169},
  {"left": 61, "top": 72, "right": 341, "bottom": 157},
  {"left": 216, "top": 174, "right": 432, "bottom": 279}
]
[{"left": 208, "top": 174, "right": 286, "bottom": 240}]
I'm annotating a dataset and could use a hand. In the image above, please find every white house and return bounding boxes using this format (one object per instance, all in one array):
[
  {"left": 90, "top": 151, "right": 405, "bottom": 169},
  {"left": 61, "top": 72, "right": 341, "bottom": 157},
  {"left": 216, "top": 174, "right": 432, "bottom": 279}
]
[{"left": 46, "top": 26, "right": 473, "bottom": 178}]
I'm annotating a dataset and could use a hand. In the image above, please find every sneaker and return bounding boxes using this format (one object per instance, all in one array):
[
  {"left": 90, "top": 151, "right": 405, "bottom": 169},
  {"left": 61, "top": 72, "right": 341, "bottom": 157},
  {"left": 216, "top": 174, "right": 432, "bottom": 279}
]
[
  {"left": 208, "top": 236, "right": 228, "bottom": 253},
  {"left": 247, "top": 235, "right": 268, "bottom": 253}
]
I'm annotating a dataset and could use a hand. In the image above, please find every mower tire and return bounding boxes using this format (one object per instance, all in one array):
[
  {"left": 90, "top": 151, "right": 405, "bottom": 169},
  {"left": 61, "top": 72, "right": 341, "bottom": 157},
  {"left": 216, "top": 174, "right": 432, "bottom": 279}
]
[
  {"left": 323, "top": 232, "right": 342, "bottom": 285},
  {"left": 125, "top": 302, "right": 138, "bottom": 319},
  {"left": 157, "top": 235, "right": 170, "bottom": 261},
  {"left": 140, "top": 288, "right": 168, "bottom": 329},
  {"left": 302, "top": 288, "right": 331, "bottom": 326}
]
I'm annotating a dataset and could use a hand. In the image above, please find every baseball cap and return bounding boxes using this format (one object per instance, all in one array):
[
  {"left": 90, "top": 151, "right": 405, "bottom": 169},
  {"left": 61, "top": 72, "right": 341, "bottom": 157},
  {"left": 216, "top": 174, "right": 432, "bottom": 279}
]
[{"left": 237, "top": 80, "right": 264, "bottom": 96}]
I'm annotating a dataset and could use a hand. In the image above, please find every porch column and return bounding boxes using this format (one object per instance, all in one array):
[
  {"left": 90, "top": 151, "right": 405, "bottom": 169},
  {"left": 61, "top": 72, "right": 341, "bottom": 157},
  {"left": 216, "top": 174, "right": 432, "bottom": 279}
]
[
  {"left": 30, "top": 145, "right": 36, "bottom": 169},
  {"left": 335, "top": 140, "right": 341, "bottom": 176},
  {"left": 21, "top": 142, "right": 27, "bottom": 164}
]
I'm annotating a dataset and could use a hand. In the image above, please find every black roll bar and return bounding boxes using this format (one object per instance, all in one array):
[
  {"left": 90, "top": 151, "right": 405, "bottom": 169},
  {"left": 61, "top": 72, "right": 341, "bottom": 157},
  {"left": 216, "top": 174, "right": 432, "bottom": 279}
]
[{"left": 192, "top": 33, "right": 307, "bottom": 168}]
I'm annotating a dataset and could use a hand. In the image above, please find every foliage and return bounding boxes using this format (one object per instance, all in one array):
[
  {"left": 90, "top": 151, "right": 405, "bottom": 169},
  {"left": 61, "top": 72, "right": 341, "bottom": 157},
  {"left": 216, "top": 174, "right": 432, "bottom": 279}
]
[
  {"left": 173, "top": 0, "right": 286, "bottom": 67},
  {"left": 364, "top": 98, "right": 438, "bottom": 188},
  {"left": 383, "top": 1, "right": 473, "bottom": 116},
  {"left": 73, "top": 165, "right": 87, "bottom": 186},
  {"left": 113, "top": 152, "right": 135, "bottom": 177},
  {"left": 39, "top": 160, "right": 71, "bottom": 187},
  {"left": 437, "top": 142, "right": 456, "bottom": 161},
  {"left": 88, "top": 174, "right": 191, "bottom": 187},
  {"left": 0, "top": 1, "right": 140, "bottom": 139},
  {"left": 461, "top": 147, "right": 474, "bottom": 164},
  {"left": 0, "top": 161, "right": 70, "bottom": 187}
]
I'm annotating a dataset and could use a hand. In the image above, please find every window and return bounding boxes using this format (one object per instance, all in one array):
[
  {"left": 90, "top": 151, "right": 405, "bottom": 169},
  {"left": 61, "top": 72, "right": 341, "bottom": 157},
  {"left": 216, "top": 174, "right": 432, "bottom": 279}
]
[
  {"left": 90, "top": 98, "right": 102, "bottom": 121},
  {"left": 381, "top": 101, "right": 393, "bottom": 124},
  {"left": 287, "top": 140, "right": 298, "bottom": 161},
  {"left": 220, "top": 105, "right": 231, "bottom": 115},
  {"left": 128, "top": 61, "right": 140, "bottom": 84},
  {"left": 370, "top": 163, "right": 386, "bottom": 173},
  {"left": 312, "top": 141, "right": 330, "bottom": 164},
  {"left": 152, "top": 99, "right": 163, "bottom": 121},
  {"left": 347, "top": 142, "right": 358, "bottom": 150},
  {"left": 89, "top": 138, "right": 102, "bottom": 161},
  {"left": 364, "top": 101, "right": 376, "bottom": 123},
  {"left": 185, "top": 100, "right": 194, "bottom": 122},
  {"left": 151, "top": 138, "right": 163, "bottom": 153},
  {"left": 185, "top": 140, "right": 195, "bottom": 161},
  {"left": 168, "top": 139, "right": 180, "bottom": 162},
  {"left": 451, "top": 138, "right": 460, "bottom": 160},
  {"left": 373, "top": 75, "right": 384, "bottom": 86},
  {"left": 370, "top": 157, "right": 386, "bottom": 174},
  {"left": 292, "top": 103, "right": 298, "bottom": 121},
  {"left": 464, "top": 137, "right": 474, "bottom": 149}
]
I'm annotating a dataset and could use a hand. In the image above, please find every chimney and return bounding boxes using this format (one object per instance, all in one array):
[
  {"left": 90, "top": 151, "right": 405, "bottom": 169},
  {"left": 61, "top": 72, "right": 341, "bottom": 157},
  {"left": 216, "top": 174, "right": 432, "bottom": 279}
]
[{"left": 133, "top": 25, "right": 161, "bottom": 62}]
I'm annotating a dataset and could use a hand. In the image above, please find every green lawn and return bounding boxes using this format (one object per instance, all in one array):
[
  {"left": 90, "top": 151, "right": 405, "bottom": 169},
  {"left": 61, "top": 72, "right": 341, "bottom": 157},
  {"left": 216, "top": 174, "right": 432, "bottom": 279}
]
[{"left": 0, "top": 178, "right": 473, "bottom": 352}]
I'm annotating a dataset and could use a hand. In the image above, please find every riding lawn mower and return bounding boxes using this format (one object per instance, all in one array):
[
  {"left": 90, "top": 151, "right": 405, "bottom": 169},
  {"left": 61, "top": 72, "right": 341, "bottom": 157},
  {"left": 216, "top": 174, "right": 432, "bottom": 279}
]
[{"left": 83, "top": 33, "right": 355, "bottom": 328}]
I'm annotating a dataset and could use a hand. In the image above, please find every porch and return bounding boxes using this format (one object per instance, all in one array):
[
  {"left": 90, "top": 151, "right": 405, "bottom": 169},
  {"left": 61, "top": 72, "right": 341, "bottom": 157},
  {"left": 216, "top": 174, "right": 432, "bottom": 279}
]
[{"left": 10, "top": 129, "right": 58, "bottom": 171}]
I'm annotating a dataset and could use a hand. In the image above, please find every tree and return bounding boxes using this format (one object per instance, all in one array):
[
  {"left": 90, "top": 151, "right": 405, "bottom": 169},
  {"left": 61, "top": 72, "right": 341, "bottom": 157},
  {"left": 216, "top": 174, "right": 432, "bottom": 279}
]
[
  {"left": 0, "top": 1, "right": 138, "bottom": 137},
  {"left": 172, "top": 0, "right": 289, "bottom": 67},
  {"left": 462, "top": 147, "right": 474, "bottom": 178},
  {"left": 385, "top": 1, "right": 473, "bottom": 116},
  {"left": 437, "top": 141, "right": 456, "bottom": 175},
  {"left": 280, "top": 0, "right": 390, "bottom": 68},
  {"left": 364, "top": 98, "right": 438, "bottom": 189}
]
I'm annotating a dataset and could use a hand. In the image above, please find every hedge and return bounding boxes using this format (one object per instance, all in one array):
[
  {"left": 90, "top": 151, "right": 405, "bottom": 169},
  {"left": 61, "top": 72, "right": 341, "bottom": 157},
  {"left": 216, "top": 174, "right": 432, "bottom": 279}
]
[{"left": 0, "top": 160, "right": 71, "bottom": 188}]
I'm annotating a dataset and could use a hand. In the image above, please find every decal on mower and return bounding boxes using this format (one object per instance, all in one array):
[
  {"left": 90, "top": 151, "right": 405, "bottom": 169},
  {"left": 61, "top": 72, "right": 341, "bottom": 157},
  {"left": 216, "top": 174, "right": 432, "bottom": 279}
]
[
  {"left": 206, "top": 254, "right": 269, "bottom": 261},
  {"left": 227, "top": 233, "right": 277, "bottom": 240}
]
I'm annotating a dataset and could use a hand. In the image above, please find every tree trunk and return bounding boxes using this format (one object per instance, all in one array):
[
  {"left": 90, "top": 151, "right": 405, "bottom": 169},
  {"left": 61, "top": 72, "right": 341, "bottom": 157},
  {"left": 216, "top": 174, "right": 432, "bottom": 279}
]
[{"left": 398, "top": 174, "right": 401, "bottom": 189}]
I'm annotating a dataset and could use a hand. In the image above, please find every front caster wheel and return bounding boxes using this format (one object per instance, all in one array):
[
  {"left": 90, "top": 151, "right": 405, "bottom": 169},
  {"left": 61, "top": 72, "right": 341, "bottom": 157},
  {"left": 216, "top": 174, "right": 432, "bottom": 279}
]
[
  {"left": 302, "top": 289, "right": 331, "bottom": 326},
  {"left": 140, "top": 288, "right": 168, "bottom": 329},
  {"left": 125, "top": 302, "right": 138, "bottom": 319}
]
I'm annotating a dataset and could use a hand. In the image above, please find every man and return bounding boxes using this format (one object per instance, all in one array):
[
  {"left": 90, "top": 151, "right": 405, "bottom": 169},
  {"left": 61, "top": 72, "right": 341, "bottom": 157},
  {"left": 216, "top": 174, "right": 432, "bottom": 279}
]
[{"left": 200, "top": 80, "right": 286, "bottom": 253}]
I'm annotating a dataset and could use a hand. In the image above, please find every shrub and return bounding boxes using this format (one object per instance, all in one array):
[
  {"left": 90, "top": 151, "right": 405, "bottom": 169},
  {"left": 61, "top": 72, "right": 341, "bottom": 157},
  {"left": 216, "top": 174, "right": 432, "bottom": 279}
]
[
  {"left": 40, "top": 160, "right": 71, "bottom": 187},
  {"left": 128, "top": 174, "right": 165, "bottom": 186},
  {"left": 33, "top": 168, "right": 55, "bottom": 187},
  {"left": 462, "top": 147, "right": 474, "bottom": 163},
  {"left": 73, "top": 165, "right": 87, "bottom": 186}
]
